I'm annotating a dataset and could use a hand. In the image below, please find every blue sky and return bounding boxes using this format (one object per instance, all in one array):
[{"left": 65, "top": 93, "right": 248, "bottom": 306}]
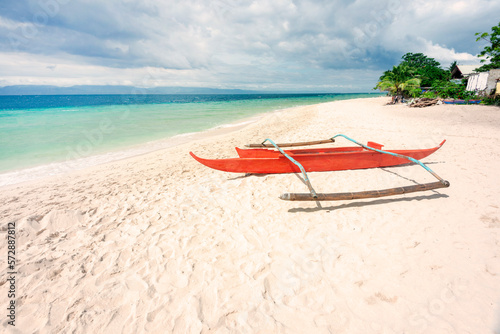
[{"left": 0, "top": 0, "right": 498, "bottom": 92}]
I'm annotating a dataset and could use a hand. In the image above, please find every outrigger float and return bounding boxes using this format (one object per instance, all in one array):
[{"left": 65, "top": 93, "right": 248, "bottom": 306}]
[{"left": 190, "top": 134, "right": 450, "bottom": 201}]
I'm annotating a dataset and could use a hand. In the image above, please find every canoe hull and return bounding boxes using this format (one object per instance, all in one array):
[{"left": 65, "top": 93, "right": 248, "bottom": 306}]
[
  {"left": 235, "top": 141, "right": 386, "bottom": 158},
  {"left": 190, "top": 141, "right": 445, "bottom": 174}
]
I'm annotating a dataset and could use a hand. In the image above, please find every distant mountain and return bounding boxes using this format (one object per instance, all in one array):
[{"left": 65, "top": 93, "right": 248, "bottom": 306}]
[{"left": 0, "top": 85, "right": 260, "bottom": 95}]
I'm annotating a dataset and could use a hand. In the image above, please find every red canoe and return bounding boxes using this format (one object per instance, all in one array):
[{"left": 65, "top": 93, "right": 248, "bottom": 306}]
[
  {"left": 190, "top": 140, "right": 446, "bottom": 174},
  {"left": 236, "top": 141, "right": 384, "bottom": 158}
]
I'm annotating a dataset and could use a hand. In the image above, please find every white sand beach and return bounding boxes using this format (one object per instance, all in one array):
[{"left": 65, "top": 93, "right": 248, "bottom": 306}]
[{"left": 1, "top": 97, "right": 500, "bottom": 333}]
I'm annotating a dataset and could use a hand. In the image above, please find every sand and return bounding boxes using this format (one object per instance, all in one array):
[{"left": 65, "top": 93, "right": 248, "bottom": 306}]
[{"left": 1, "top": 97, "right": 499, "bottom": 333}]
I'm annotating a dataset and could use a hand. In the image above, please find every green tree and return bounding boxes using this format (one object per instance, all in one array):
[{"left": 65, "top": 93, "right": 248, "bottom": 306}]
[
  {"left": 401, "top": 52, "right": 441, "bottom": 68},
  {"left": 448, "top": 61, "right": 458, "bottom": 72},
  {"left": 475, "top": 21, "right": 500, "bottom": 72},
  {"left": 400, "top": 52, "right": 449, "bottom": 87},
  {"left": 374, "top": 64, "right": 422, "bottom": 101}
]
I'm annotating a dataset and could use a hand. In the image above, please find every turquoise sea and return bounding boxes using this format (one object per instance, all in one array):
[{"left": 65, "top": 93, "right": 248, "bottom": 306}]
[{"left": 0, "top": 93, "right": 382, "bottom": 184}]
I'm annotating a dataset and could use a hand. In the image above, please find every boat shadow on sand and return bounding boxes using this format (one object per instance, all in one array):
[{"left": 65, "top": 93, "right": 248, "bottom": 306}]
[
  {"left": 287, "top": 193, "right": 449, "bottom": 213},
  {"left": 229, "top": 160, "right": 449, "bottom": 212},
  {"left": 287, "top": 161, "right": 449, "bottom": 212}
]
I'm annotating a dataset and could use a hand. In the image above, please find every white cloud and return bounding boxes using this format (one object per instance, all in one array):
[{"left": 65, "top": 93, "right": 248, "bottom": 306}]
[
  {"left": 0, "top": 0, "right": 499, "bottom": 91},
  {"left": 419, "top": 39, "right": 479, "bottom": 64}
]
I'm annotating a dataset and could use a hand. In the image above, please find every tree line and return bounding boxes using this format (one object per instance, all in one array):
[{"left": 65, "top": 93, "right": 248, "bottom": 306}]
[{"left": 374, "top": 21, "right": 500, "bottom": 104}]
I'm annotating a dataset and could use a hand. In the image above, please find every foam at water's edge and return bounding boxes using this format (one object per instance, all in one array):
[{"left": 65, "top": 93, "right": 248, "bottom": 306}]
[
  {"left": 0, "top": 113, "right": 263, "bottom": 187},
  {"left": 0, "top": 94, "right": 383, "bottom": 187}
]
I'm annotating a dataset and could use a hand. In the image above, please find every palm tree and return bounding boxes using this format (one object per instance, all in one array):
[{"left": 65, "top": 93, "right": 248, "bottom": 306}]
[
  {"left": 375, "top": 64, "right": 421, "bottom": 102},
  {"left": 448, "top": 61, "right": 458, "bottom": 72}
]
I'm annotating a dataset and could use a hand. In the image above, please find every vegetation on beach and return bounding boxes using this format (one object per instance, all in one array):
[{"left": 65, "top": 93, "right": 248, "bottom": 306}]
[
  {"left": 375, "top": 21, "right": 500, "bottom": 105},
  {"left": 475, "top": 21, "right": 500, "bottom": 106},
  {"left": 432, "top": 80, "right": 477, "bottom": 100},
  {"left": 374, "top": 52, "right": 456, "bottom": 100},
  {"left": 475, "top": 21, "right": 500, "bottom": 72},
  {"left": 399, "top": 53, "right": 449, "bottom": 87},
  {"left": 374, "top": 63, "right": 421, "bottom": 99},
  {"left": 482, "top": 95, "right": 500, "bottom": 106}
]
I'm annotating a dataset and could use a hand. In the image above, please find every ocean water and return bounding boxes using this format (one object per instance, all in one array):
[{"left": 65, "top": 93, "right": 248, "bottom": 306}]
[{"left": 0, "top": 93, "right": 381, "bottom": 184}]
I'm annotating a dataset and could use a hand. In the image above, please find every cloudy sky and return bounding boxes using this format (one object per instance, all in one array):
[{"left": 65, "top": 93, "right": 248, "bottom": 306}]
[{"left": 0, "top": 0, "right": 499, "bottom": 92}]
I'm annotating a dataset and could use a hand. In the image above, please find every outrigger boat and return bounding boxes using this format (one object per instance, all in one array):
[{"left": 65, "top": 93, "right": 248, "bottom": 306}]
[
  {"left": 190, "top": 134, "right": 450, "bottom": 201},
  {"left": 191, "top": 141, "right": 445, "bottom": 174}
]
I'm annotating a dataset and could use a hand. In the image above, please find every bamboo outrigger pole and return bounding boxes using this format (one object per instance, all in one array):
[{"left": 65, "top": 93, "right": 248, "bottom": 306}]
[
  {"left": 246, "top": 138, "right": 335, "bottom": 148},
  {"left": 280, "top": 181, "right": 450, "bottom": 201}
]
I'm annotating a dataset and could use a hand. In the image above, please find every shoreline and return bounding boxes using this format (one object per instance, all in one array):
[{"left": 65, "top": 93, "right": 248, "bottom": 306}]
[
  {"left": 1, "top": 96, "right": 499, "bottom": 333},
  {"left": 0, "top": 114, "right": 262, "bottom": 188},
  {"left": 0, "top": 93, "right": 383, "bottom": 181},
  {"left": 0, "top": 96, "right": 375, "bottom": 188},
  {"left": 0, "top": 103, "right": 292, "bottom": 188}
]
